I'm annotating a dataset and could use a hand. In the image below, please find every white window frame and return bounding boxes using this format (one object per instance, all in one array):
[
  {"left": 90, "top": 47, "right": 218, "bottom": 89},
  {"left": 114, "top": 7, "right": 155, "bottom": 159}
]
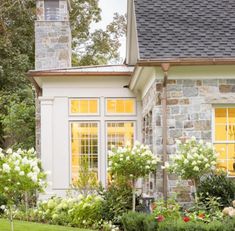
[
  {"left": 69, "top": 121, "right": 101, "bottom": 184},
  {"left": 69, "top": 98, "right": 100, "bottom": 116},
  {"left": 105, "top": 97, "right": 137, "bottom": 116},
  {"left": 212, "top": 105, "right": 235, "bottom": 177}
]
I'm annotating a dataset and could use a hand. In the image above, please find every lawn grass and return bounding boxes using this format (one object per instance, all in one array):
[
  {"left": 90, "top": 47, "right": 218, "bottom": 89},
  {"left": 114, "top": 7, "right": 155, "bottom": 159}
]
[{"left": 0, "top": 219, "right": 94, "bottom": 231}]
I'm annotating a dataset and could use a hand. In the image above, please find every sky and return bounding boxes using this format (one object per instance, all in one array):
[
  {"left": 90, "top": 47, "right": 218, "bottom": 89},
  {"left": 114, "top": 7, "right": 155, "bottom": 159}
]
[{"left": 91, "top": 0, "right": 127, "bottom": 60}]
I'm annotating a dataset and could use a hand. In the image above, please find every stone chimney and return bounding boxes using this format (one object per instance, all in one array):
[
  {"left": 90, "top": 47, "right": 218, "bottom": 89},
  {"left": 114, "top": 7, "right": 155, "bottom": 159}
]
[{"left": 35, "top": 0, "right": 71, "bottom": 70}]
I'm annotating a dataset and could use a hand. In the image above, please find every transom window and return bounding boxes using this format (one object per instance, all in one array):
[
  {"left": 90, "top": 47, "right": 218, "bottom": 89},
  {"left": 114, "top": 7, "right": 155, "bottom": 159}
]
[
  {"left": 214, "top": 107, "right": 235, "bottom": 177},
  {"left": 106, "top": 98, "right": 135, "bottom": 115},
  {"left": 70, "top": 99, "right": 99, "bottom": 115},
  {"left": 71, "top": 122, "right": 98, "bottom": 183}
]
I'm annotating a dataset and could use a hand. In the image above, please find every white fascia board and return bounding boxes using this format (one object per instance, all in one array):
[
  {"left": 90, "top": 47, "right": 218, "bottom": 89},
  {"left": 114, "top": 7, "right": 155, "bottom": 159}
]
[
  {"left": 126, "top": 0, "right": 139, "bottom": 65},
  {"left": 129, "top": 66, "right": 143, "bottom": 90}
]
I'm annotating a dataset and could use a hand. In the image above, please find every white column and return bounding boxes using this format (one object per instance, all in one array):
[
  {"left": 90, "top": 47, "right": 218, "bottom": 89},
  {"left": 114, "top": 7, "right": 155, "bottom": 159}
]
[
  {"left": 39, "top": 97, "right": 54, "bottom": 199},
  {"left": 52, "top": 97, "right": 69, "bottom": 191}
]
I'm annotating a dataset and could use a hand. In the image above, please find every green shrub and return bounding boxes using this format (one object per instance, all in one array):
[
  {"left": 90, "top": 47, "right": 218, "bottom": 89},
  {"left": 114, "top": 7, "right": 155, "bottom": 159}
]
[
  {"left": 198, "top": 172, "right": 235, "bottom": 207},
  {"left": 99, "top": 182, "right": 132, "bottom": 224},
  {"left": 121, "top": 211, "right": 158, "bottom": 231},
  {"left": 158, "top": 218, "right": 235, "bottom": 231},
  {"left": 13, "top": 195, "right": 104, "bottom": 229}
]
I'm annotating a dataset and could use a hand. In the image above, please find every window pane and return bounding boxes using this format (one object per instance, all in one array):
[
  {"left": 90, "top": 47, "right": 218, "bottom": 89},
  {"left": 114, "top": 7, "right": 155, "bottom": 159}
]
[
  {"left": 216, "top": 159, "right": 227, "bottom": 171},
  {"left": 90, "top": 100, "right": 98, "bottom": 113},
  {"left": 228, "top": 159, "right": 235, "bottom": 176},
  {"left": 215, "top": 108, "right": 227, "bottom": 124},
  {"left": 228, "top": 108, "right": 235, "bottom": 124},
  {"left": 70, "top": 99, "right": 98, "bottom": 114},
  {"left": 107, "top": 122, "right": 134, "bottom": 150},
  {"left": 215, "top": 125, "right": 227, "bottom": 141},
  {"left": 70, "top": 100, "right": 79, "bottom": 114},
  {"left": 80, "top": 100, "right": 88, "bottom": 113},
  {"left": 106, "top": 99, "right": 135, "bottom": 114},
  {"left": 215, "top": 144, "right": 227, "bottom": 159},
  {"left": 228, "top": 144, "right": 235, "bottom": 159},
  {"left": 71, "top": 122, "right": 98, "bottom": 183},
  {"left": 228, "top": 125, "right": 235, "bottom": 141}
]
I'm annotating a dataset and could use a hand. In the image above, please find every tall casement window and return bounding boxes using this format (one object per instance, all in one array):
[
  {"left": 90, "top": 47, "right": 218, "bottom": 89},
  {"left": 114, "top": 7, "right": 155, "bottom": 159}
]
[
  {"left": 69, "top": 97, "right": 138, "bottom": 185},
  {"left": 214, "top": 107, "right": 235, "bottom": 176},
  {"left": 71, "top": 122, "right": 99, "bottom": 183}
]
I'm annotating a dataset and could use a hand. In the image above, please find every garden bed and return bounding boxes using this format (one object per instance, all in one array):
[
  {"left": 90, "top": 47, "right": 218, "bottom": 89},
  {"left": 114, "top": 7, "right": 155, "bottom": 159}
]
[{"left": 0, "top": 219, "right": 94, "bottom": 231}]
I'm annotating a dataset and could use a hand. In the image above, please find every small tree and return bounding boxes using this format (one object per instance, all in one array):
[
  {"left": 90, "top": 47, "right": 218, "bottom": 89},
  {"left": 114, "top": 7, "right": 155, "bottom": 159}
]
[
  {"left": 108, "top": 141, "right": 160, "bottom": 211},
  {"left": 0, "top": 148, "right": 47, "bottom": 231},
  {"left": 72, "top": 155, "right": 98, "bottom": 196},
  {"left": 169, "top": 137, "right": 217, "bottom": 201}
]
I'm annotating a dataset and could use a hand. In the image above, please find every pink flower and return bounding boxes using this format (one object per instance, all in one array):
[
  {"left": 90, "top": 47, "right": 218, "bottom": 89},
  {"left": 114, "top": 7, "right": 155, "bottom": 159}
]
[{"left": 156, "top": 215, "right": 165, "bottom": 222}]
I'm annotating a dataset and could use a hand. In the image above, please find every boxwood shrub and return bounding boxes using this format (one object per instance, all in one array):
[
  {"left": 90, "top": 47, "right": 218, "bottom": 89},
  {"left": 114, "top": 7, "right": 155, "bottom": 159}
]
[{"left": 121, "top": 211, "right": 158, "bottom": 231}]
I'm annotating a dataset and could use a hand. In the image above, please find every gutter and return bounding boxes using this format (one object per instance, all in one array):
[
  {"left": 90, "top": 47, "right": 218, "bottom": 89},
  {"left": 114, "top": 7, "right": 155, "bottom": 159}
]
[
  {"left": 137, "top": 58, "right": 235, "bottom": 66},
  {"left": 161, "top": 63, "right": 170, "bottom": 202}
]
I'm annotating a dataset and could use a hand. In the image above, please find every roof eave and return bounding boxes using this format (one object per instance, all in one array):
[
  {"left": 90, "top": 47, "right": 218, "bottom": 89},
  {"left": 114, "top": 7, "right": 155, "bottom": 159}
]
[{"left": 27, "top": 71, "right": 133, "bottom": 78}]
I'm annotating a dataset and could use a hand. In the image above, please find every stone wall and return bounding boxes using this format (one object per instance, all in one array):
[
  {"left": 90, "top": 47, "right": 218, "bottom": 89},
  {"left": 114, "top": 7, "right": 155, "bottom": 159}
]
[
  {"left": 35, "top": 21, "right": 71, "bottom": 70},
  {"left": 142, "top": 78, "right": 235, "bottom": 203}
]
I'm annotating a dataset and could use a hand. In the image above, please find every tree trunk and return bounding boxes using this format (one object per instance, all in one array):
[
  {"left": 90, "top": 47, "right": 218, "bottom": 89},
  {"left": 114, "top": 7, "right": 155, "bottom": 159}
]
[
  {"left": 9, "top": 206, "right": 14, "bottom": 231},
  {"left": 25, "top": 192, "right": 29, "bottom": 221},
  {"left": 192, "top": 179, "right": 199, "bottom": 204},
  {"left": 132, "top": 179, "right": 136, "bottom": 211}
]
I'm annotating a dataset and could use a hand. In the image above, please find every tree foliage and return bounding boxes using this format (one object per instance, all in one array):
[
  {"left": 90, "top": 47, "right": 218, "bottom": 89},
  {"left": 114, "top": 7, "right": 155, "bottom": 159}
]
[{"left": 0, "top": 0, "right": 126, "bottom": 149}]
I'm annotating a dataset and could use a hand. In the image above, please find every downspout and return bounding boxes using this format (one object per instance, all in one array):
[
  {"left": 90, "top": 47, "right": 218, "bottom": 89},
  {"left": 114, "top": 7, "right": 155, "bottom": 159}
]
[{"left": 161, "top": 63, "right": 170, "bottom": 202}]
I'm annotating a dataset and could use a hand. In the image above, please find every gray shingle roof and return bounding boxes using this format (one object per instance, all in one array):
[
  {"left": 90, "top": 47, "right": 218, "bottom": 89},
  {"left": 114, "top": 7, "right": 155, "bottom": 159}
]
[{"left": 134, "top": 0, "right": 235, "bottom": 60}]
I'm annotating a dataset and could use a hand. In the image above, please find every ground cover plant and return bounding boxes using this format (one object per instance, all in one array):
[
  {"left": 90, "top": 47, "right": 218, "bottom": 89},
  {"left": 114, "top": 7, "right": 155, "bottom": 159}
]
[{"left": 0, "top": 219, "right": 93, "bottom": 231}]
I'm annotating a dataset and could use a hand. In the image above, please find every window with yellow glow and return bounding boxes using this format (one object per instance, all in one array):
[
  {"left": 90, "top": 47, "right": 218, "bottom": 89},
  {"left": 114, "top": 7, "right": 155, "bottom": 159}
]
[
  {"left": 70, "top": 99, "right": 99, "bottom": 115},
  {"left": 71, "top": 122, "right": 98, "bottom": 183},
  {"left": 106, "top": 98, "right": 135, "bottom": 114},
  {"left": 214, "top": 108, "right": 235, "bottom": 176},
  {"left": 107, "top": 122, "right": 134, "bottom": 150},
  {"left": 107, "top": 122, "right": 134, "bottom": 183}
]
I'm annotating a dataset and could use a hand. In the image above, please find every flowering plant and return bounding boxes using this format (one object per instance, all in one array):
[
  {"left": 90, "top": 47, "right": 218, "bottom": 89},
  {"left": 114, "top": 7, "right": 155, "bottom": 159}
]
[
  {"left": 108, "top": 141, "right": 160, "bottom": 210},
  {"left": 108, "top": 141, "right": 159, "bottom": 181},
  {"left": 0, "top": 148, "right": 47, "bottom": 231},
  {"left": 169, "top": 137, "right": 217, "bottom": 186}
]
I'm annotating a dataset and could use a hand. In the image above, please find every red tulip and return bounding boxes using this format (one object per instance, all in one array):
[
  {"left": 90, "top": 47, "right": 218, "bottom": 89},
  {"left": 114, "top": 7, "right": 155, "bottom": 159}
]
[{"left": 183, "top": 216, "right": 190, "bottom": 222}]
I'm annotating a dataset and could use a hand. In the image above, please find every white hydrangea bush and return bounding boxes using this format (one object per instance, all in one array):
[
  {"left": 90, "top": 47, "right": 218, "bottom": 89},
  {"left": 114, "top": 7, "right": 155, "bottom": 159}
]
[
  {"left": 169, "top": 137, "right": 217, "bottom": 184},
  {"left": 0, "top": 148, "right": 47, "bottom": 205},
  {"left": 108, "top": 141, "right": 160, "bottom": 180}
]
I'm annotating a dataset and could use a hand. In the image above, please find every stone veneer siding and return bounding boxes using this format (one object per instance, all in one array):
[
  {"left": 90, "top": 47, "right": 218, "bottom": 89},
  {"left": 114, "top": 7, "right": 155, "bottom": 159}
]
[
  {"left": 35, "top": 21, "right": 71, "bottom": 70},
  {"left": 142, "top": 78, "right": 235, "bottom": 203}
]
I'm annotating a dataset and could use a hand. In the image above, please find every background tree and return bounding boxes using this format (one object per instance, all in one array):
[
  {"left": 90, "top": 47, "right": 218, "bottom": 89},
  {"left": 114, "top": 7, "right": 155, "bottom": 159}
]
[{"left": 0, "top": 0, "right": 126, "bottom": 149}]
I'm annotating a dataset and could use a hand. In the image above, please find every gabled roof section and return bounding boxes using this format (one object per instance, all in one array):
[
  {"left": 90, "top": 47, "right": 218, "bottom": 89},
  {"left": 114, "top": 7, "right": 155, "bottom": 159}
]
[{"left": 134, "top": 0, "right": 235, "bottom": 60}]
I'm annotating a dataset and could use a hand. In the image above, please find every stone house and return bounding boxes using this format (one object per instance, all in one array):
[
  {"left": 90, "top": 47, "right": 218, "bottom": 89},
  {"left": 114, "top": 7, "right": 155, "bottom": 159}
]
[{"left": 29, "top": 0, "right": 235, "bottom": 202}]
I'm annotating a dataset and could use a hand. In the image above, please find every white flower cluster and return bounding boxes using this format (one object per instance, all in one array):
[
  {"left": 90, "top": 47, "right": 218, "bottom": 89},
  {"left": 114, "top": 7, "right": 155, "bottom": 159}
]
[
  {"left": 108, "top": 141, "right": 160, "bottom": 179},
  {"left": 0, "top": 147, "right": 47, "bottom": 195},
  {"left": 169, "top": 137, "right": 217, "bottom": 180}
]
